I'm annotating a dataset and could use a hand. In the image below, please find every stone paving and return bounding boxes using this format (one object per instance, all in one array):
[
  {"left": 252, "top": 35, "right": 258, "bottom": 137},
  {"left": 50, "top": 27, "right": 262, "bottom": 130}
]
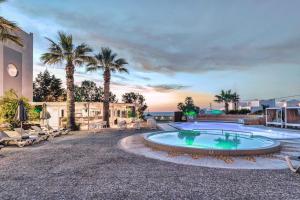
[{"left": 0, "top": 128, "right": 300, "bottom": 199}]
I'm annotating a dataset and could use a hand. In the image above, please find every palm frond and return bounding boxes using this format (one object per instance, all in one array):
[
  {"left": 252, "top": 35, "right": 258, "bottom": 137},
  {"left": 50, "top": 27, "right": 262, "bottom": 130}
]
[
  {"left": 45, "top": 37, "right": 63, "bottom": 54},
  {"left": 40, "top": 52, "right": 63, "bottom": 65},
  {"left": 114, "top": 66, "right": 129, "bottom": 73},
  {"left": 115, "top": 58, "right": 128, "bottom": 65},
  {"left": 0, "top": 16, "right": 23, "bottom": 46},
  {"left": 58, "top": 31, "right": 73, "bottom": 53},
  {"left": 88, "top": 47, "right": 128, "bottom": 74},
  {"left": 86, "top": 65, "right": 103, "bottom": 72},
  {"left": 0, "top": 33, "right": 23, "bottom": 46}
]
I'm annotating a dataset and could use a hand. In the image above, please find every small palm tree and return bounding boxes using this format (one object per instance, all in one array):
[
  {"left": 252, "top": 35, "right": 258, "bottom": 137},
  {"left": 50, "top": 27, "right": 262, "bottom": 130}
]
[
  {"left": 41, "top": 32, "right": 93, "bottom": 130},
  {"left": 231, "top": 92, "right": 240, "bottom": 111},
  {"left": 0, "top": 0, "right": 23, "bottom": 46},
  {"left": 214, "top": 90, "right": 233, "bottom": 113},
  {"left": 87, "top": 47, "right": 128, "bottom": 127}
]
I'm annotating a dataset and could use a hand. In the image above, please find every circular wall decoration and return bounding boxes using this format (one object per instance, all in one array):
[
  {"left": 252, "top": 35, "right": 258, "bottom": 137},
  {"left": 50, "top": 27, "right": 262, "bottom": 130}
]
[{"left": 7, "top": 64, "right": 18, "bottom": 77}]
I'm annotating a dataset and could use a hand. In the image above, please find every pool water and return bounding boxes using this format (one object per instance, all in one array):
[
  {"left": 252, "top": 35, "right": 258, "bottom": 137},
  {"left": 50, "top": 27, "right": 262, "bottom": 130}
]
[
  {"left": 147, "top": 130, "right": 276, "bottom": 150},
  {"left": 171, "top": 122, "right": 300, "bottom": 139}
]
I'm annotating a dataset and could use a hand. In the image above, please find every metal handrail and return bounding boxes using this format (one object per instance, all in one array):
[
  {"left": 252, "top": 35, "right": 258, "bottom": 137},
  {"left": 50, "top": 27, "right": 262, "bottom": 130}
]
[{"left": 190, "top": 128, "right": 254, "bottom": 137}]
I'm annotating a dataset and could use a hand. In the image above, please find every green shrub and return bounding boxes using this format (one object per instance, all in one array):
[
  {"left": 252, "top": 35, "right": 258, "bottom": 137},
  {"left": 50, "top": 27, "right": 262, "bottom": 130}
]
[{"left": 0, "top": 89, "right": 39, "bottom": 127}]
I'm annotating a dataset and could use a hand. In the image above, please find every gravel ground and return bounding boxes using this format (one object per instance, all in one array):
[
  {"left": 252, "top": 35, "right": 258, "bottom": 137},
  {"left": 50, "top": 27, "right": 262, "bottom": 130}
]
[{"left": 0, "top": 128, "right": 300, "bottom": 200}]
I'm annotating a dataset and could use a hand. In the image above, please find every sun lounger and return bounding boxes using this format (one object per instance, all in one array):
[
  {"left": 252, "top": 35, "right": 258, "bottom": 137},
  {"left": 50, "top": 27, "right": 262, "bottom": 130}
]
[
  {"left": 41, "top": 125, "right": 70, "bottom": 135},
  {"left": 15, "top": 128, "right": 49, "bottom": 142},
  {"left": 0, "top": 131, "right": 35, "bottom": 147},
  {"left": 285, "top": 156, "right": 300, "bottom": 173},
  {"left": 31, "top": 126, "right": 59, "bottom": 139}
]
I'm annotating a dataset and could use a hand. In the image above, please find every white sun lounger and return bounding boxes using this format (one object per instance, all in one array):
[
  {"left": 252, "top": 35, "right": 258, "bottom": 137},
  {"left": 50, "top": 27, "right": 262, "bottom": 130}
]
[
  {"left": 31, "top": 126, "right": 59, "bottom": 139},
  {"left": 285, "top": 156, "right": 300, "bottom": 173},
  {"left": 15, "top": 128, "right": 49, "bottom": 142},
  {"left": 41, "top": 125, "right": 70, "bottom": 135},
  {"left": 0, "top": 131, "right": 35, "bottom": 147}
]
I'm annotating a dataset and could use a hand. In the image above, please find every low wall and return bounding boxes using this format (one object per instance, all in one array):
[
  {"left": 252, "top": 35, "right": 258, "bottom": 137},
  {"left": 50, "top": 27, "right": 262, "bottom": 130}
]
[{"left": 198, "top": 114, "right": 264, "bottom": 125}]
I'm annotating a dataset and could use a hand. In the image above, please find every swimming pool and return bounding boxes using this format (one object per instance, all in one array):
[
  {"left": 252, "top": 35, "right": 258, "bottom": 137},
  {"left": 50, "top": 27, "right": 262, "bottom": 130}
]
[
  {"left": 170, "top": 122, "right": 300, "bottom": 139},
  {"left": 144, "top": 130, "right": 281, "bottom": 156}
]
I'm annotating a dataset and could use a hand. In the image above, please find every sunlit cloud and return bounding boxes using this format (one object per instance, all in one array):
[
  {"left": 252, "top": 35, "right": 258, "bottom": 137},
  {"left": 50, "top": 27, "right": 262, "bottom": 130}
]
[
  {"left": 3, "top": 0, "right": 300, "bottom": 111},
  {"left": 147, "top": 84, "right": 190, "bottom": 92}
]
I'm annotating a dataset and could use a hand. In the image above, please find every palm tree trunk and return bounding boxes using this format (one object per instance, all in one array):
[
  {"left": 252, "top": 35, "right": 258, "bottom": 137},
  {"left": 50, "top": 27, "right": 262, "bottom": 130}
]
[
  {"left": 103, "top": 68, "right": 111, "bottom": 127},
  {"left": 66, "top": 64, "right": 75, "bottom": 130},
  {"left": 225, "top": 102, "right": 229, "bottom": 114}
]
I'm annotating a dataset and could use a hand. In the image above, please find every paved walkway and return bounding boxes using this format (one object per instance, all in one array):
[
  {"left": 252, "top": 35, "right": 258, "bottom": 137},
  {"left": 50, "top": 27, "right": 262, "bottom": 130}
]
[{"left": 0, "top": 129, "right": 300, "bottom": 199}]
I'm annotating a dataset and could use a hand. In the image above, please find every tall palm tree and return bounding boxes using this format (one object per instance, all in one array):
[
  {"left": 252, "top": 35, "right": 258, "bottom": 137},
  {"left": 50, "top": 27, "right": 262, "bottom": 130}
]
[
  {"left": 214, "top": 90, "right": 233, "bottom": 113},
  {"left": 87, "top": 47, "right": 128, "bottom": 127},
  {"left": 231, "top": 92, "right": 240, "bottom": 111},
  {"left": 0, "top": 0, "right": 23, "bottom": 46},
  {"left": 41, "top": 32, "right": 93, "bottom": 130}
]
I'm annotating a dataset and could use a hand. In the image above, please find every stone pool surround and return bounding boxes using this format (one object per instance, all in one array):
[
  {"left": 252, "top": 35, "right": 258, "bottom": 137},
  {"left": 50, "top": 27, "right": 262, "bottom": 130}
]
[{"left": 119, "top": 132, "right": 300, "bottom": 169}]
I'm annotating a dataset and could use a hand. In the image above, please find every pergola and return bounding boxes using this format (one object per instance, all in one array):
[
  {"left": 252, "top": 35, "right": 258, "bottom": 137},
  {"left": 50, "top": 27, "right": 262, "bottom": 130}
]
[
  {"left": 266, "top": 107, "right": 284, "bottom": 128},
  {"left": 285, "top": 107, "right": 300, "bottom": 128}
]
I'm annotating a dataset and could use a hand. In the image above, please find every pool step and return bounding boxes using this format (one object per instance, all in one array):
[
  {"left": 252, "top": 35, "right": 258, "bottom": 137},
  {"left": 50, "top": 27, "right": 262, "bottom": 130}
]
[{"left": 157, "top": 123, "right": 178, "bottom": 131}]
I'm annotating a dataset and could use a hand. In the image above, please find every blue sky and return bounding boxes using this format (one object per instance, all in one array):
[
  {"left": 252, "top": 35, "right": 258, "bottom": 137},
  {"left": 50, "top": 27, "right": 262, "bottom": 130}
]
[{"left": 1, "top": 0, "right": 300, "bottom": 111}]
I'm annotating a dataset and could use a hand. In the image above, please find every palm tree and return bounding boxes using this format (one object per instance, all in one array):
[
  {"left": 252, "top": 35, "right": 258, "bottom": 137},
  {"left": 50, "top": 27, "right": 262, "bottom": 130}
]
[
  {"left": 0, "top": 0, "right": 23, "bottom": 46},
  {"left": 41, "top": 32, "right": 93, "bottom": 130},
  {"left": 231, "top": 92, "right": 240, "bottom": 111},
  {"left": 87, "top": 47, "right": 128, "bottom": 127},
  {"left": 214, "top": 90, "right": 233, "bottom": 113}
]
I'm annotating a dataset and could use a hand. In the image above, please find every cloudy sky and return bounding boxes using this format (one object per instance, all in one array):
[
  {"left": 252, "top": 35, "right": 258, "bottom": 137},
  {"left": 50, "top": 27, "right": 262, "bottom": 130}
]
[{"left": 1, "top": 0, "right": 300, "bottom": 111}]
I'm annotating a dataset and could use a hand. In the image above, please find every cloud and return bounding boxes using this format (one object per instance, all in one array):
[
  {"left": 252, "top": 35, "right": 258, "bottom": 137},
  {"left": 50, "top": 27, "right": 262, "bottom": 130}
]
[
  {"left": 133, "top": 74, "right": 151, "bottom": 81},
  {"left": 12, "top": 0, "right": 300, "bottom": 76},
  {"left": 113, "top": 74, "right": 130, "bottom": 81},
  {"left": 147, "top": 84, "right": 190, "bottom": 92}
]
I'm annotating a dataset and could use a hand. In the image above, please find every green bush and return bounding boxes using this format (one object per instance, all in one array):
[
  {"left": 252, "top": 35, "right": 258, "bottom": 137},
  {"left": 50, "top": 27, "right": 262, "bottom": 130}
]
[{"left": 0, "top": 89, "right": 39, "bottom": 128}]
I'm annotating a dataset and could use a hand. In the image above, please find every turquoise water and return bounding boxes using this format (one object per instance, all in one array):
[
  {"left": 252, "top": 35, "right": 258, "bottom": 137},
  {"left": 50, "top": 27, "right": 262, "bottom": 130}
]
[{"left": 147, "top": 130, "right": 276, "bottom": 150}]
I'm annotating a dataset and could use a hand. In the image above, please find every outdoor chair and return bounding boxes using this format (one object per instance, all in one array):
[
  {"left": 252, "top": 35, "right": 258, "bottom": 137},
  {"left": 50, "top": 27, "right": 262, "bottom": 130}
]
[
  {"left": 0, "top": 131, "right": 35, "bottom": 147},
  {"left": 15, "top": 128, "right": 48, "bottom": 143},
  {"left": 41, "top": 125, "right": 70, "bottom": 135},
  {"left": 99, "top": 121, "right": 107, "bottom": 128},
  {"left": 147, "top": 118, "right": 157, "bottom": 129},
  {"left": 285, "top": 156, "right": 300, "bottom": 173},
  {"left": 118, "top": 120, "right": 127, "bottom": 130},
  {"left": 132, "top": 120, "right": 141, "bottom": 130},
  {"left": 31, "top": 126, "right": 58, "bottom": 139},
  {"left": 57, "top": 127, "right": 71, "bottom": 135}
]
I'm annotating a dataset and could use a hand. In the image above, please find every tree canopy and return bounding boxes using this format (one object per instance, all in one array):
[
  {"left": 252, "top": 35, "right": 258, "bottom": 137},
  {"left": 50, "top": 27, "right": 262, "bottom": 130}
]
[
  {"left": 75, "top": 80, "right": 117, "bottom": 103},
  {"left": 214, "top": 90, "right": 240, "bottom": 113},
  {"left": 177, "top": 97, "right": 200, "bottom": 117},
  {"left": 122, "top": 92, "right": 147, "bottom": 119},
  {"left": 33, "top": 70, "right": 66, "bottom": 102}
]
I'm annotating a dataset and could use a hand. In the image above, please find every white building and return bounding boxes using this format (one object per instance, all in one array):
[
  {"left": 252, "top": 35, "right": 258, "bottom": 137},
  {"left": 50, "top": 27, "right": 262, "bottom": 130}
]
[
  {"left": 234, "top": 99, "right": 276, "bottom": 113},
  {"left": 32, "top": 102, "right": 136, "bottom": 129},
  {"left": 276, "top": 99, "right": 300, "bottom": 107},
  {"left": 0, "top": 29, "right": 33, "bottom": 100}
]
